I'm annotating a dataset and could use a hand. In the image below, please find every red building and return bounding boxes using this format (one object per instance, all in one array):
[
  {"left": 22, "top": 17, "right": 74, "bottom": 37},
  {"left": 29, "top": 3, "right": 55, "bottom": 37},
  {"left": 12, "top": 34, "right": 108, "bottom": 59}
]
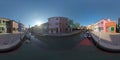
[{"left": 10, "top": 20, "right": 19, "bottom": 33}]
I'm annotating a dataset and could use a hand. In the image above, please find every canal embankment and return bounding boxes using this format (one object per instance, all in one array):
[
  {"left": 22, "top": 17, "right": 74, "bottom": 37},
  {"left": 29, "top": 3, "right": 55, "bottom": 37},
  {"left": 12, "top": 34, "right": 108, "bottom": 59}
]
[
  {"left": 89, "top": 31, "right": 120, "bottom": 53},
  {"left": 0, "top": 33, "right": 25, "bottom": 52}
]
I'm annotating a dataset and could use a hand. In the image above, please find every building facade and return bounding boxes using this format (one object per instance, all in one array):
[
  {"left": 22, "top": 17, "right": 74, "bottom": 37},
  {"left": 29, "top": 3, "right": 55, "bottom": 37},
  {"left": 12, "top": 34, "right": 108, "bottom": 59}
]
[
  {"left": 10, "top": 20, "right": 19, "bottom": 33},
  {"left": 98, "top": 18, "right": 116, "bottom": 33},
  {"left": 31, "top": 23, "right": 49, "bottom": 34},
  {"left": 40, "top": 22, "right": 48, "bottom": 33},
  {"left": 18, "top": 23, "right": 25, "bottom": 32},
  {"left": 87, "top": 24, "right": 94, "bottom": 31},
  {"left": 94, "top": 23, "right": 99, "bottom": 32},
  {"left": 117, "top": 18, "right": 120, "bottom": 32},
  {"left": 0, "top": 18, "right": 25, "bottom": 33},
  {"left": 0, "top": 18, "right": 10, "bottom": 33},
  {"left": 48, "top": 17, "right": 71, "bottom": 34}
]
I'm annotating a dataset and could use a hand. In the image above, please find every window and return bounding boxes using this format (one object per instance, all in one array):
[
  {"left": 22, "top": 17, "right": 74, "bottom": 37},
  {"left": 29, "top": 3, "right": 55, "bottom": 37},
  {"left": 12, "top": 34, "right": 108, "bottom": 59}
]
[
  {"left": 101, "top": 22, "right": 103, "bottom": 24},
  {"left": 99, "top": 27, "right": 103, "bottom": 31},
  {"left": 111, "top": 27, "right": 114, "bottom": 31},
  {"left": 13, "top": 28, "right": 16, "bottom": 31},
  {"left": 59, "top": 23, "right": 61, "bottom": 24},
  {"left": 101, "top": 27, "right": 103, "bottom": 30},
  {"left": 65, "top": 28, "right": 68, "bottom": 31},
  {"left": 56, "top": 23, "right": 58, "bottom": 25},
  {"left": 66, "top": 23, "right": 68, "bottom": 25},
  {"left": 0, "top": 27, "right": 2, "bottom": 31},
  {"left": 51, "top": 29, "right": 53, "bottom": 33},
  {"left": 3, "top": 21, "right": 5, "bottom": 23},
  {"left": 2, "top": 27, "right": 4, "bottom": 30},
  {"left": 0, "top": 20, "right": 1, "bottom": 23},
  {"left": 56, "top": 28, "right": 58, "bottom": 33}
]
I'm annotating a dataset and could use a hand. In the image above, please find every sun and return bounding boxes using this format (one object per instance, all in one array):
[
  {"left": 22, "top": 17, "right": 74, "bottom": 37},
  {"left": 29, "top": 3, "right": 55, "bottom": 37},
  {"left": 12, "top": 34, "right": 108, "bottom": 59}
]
[{"left": 35, "top": 21, "right": 43, "bottom": 26}]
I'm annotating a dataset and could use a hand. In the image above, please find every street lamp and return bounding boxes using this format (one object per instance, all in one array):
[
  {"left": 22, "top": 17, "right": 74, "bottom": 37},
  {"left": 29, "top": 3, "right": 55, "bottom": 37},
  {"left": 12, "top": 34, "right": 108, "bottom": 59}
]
[
  {"left": 98, "top": 28, "right": 101, "bottom": 42},
  {"left": 19, "top": 20, "right": 22, "bottom": 40}
]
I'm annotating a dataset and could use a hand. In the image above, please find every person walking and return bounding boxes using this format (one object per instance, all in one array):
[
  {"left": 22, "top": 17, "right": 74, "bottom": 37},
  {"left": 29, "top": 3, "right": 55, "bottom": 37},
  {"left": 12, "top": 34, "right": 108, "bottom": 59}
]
[{"left": 86, "top": 30, "right": 91, "bottom": 38}]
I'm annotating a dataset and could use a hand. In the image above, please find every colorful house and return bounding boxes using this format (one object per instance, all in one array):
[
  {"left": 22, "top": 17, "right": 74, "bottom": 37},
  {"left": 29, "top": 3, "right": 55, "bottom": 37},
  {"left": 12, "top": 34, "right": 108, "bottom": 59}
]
[
  {"left": 0, "top": 18, "right": 25, "bottom": 33},
  {"left": 48, "top": 17, "right": 71, "bottom": 34},
  {"left": 98, "top": 18, "right": 116, "bottom": 33},
  {"left": 0, "top": 18, "right": 10, "bottom": 33},
  {"left": 18, "top": 23, "right": 25, "bottom": 32},
  {"left": 94, "top": 22, "right": 99, "bottom": 32},
  {"left": 87, "top": 24, "right": 94, "bottom": 31}
]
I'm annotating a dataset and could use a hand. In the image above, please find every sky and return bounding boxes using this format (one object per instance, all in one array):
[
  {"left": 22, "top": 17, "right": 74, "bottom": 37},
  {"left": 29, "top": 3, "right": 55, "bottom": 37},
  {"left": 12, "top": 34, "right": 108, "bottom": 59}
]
[{"left": 0, "top": 0, "right": 120, "bottom": 27}]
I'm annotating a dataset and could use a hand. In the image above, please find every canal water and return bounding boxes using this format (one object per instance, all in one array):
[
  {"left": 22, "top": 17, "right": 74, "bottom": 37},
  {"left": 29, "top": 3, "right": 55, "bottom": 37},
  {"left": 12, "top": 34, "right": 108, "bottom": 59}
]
[{"left": 0, "top": 34, "right": 120, "bottom": 60}]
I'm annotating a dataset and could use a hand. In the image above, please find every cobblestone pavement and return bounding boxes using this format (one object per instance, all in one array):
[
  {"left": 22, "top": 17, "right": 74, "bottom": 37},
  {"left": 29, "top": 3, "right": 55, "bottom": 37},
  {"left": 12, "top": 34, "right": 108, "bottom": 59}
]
[
  {"left": 91, "top": 32, "right": 120, "bottom": 49},
  {"left": 0, "top": 33, "right": 25, "bottom": 49}
]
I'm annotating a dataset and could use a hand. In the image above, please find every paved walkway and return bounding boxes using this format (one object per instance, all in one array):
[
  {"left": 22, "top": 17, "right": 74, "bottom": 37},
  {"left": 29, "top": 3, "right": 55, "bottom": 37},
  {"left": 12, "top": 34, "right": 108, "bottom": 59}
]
[
  {"left": 0, "top": 33, "right": 25, "bottom": 50},
  {"left": 90, "top": 31, "right": 120, "bottom": 50}
]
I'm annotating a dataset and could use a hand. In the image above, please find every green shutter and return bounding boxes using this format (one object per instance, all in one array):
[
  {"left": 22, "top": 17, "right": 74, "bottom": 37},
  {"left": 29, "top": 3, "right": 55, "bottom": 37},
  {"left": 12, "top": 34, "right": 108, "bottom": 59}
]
[{"left": 111, "top": 27, "right": 114, "bottom": 31}]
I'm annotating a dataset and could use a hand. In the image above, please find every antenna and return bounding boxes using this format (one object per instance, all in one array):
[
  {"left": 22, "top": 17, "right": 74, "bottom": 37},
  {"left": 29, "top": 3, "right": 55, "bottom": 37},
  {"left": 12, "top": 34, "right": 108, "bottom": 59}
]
[{"left": 29, "top": 25, "right": 31, "bottom": 33}]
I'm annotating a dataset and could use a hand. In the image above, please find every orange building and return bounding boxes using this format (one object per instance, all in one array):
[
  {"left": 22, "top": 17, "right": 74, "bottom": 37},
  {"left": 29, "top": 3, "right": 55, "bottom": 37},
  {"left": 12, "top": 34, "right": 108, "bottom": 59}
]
[{"left": 105, "top": 21, "right": 116, "bottom": 33}]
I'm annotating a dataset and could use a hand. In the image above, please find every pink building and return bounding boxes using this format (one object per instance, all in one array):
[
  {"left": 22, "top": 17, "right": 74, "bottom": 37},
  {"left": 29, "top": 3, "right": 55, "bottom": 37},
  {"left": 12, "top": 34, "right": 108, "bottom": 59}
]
[
  {"left": 48, "top": 17, "right": 71, "bottom": 34},
  {"left": 98, "top": 18, "right": 116, "bottom": 33}
]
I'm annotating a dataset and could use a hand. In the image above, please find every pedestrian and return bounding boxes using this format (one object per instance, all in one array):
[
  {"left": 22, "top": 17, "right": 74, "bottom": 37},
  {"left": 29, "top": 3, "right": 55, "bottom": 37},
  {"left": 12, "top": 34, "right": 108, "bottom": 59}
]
[{"left": 86, "top": 31, "right": 90, "bottom": 38}]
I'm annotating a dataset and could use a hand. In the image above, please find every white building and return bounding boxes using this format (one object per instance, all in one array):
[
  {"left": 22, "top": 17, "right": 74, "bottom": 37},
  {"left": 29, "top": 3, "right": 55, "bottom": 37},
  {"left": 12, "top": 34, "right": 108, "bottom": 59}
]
[{"left": 94, "top": 22, "right": 99, "bottom": 32}]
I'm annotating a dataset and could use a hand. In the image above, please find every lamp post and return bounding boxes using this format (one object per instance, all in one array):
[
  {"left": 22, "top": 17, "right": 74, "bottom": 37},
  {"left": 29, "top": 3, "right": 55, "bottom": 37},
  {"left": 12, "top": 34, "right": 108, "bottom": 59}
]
[
  {"left": 29, "top": 25, "right": 31, "bottom": 35},
  {"left": 19, "top": 20, "right": 22, "bottom": 40},
  {"left": 98, "top": 27, "right": 101, "bottom": 42}
]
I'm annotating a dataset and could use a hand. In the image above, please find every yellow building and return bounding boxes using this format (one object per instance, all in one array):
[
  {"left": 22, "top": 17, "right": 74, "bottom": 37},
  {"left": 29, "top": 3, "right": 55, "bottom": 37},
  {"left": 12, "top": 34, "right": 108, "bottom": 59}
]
[{"left": 87, "top": 24, "right": 94, "bottom": 31}]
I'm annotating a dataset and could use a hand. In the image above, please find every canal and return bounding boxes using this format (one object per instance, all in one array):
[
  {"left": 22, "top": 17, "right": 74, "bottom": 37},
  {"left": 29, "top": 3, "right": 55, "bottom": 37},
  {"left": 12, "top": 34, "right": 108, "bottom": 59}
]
[{"left": 0, "top": 34, "right": 120, "bottom": 60}]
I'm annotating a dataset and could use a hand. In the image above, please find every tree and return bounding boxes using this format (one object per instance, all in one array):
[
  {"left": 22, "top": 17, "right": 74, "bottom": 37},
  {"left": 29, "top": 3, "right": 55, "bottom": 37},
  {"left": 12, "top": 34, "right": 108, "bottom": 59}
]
[
  {"left": 68, "top": 19, "right": 74, "bottom": 31},
  {"left": 68, "top": 19, "right": 80, "bottom": 30},
  {"left": 74, "top": 23, "right": 80, "bottom": 29}
]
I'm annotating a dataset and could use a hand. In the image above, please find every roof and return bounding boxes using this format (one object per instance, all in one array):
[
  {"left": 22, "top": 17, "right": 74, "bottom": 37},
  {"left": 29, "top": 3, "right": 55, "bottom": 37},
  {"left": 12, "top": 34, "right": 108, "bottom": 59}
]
[
  {"left": 0, "top": 18, "right": 10, "bottom": 21},
  {"left": 10, "top": 20, "right": 18, "bottom": 23}
]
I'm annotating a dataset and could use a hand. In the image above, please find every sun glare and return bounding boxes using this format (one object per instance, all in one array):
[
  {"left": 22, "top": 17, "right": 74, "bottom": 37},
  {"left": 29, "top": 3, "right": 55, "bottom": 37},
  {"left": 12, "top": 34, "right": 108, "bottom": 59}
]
[{"left": 35, "top": 21, "right": 43, "bottom": 26}]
